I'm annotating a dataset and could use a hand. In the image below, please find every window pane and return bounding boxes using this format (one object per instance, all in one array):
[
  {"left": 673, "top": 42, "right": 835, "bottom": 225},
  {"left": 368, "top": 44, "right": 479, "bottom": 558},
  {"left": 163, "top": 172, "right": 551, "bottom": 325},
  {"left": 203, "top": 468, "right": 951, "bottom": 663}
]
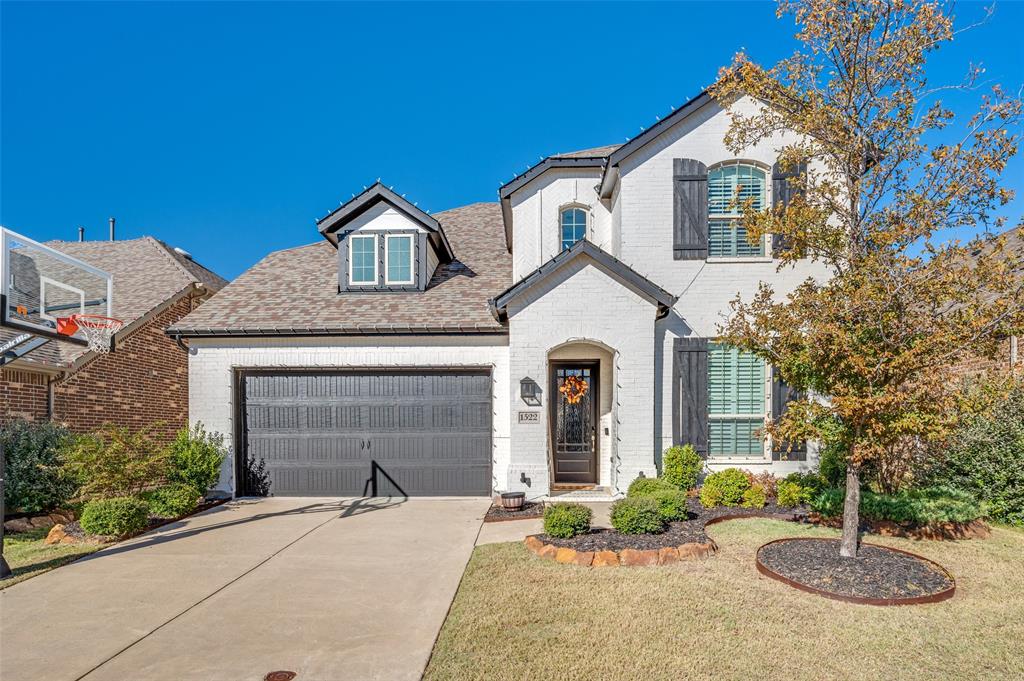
[
  {"left": 708, "top": 164, "right": 765, "bottom": 216},
  {"left": 708, "top": 219, "right": 764, "bottom": 257},
  {"left": 708, "top": 342, "right": 765, "bottom": 458},
  {"left": 560, "top": 208, "right": 586, "bottom": 250},
  {"left": 350, "top": 236, "right": 376, "bottom": 283},
  {"left": 387, "top": 236, "right": 412, "bottom": 283}
]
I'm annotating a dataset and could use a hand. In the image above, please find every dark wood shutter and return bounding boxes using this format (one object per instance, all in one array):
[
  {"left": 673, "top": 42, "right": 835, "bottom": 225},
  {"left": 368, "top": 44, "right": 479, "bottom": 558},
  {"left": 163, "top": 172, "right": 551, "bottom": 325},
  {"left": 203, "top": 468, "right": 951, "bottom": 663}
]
[
  {"left": 673, "top": 158, "right": 708, "bottom": 260},
  {"left": 672, "top": 337, "right": 709, "bottom": 455},
  {"left": 771, "top": 365, "right": 807, "bottom": 461},
  {"left": 771, "top": 160, "right": 807, "bottom": 255}
]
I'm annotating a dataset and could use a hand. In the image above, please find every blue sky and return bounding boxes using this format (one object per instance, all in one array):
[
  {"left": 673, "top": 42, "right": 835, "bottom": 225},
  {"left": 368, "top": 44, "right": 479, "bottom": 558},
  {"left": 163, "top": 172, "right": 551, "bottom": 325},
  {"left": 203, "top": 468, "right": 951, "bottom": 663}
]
[{"left": 2, "top": 1, "right": 1022, "bottom": 280}]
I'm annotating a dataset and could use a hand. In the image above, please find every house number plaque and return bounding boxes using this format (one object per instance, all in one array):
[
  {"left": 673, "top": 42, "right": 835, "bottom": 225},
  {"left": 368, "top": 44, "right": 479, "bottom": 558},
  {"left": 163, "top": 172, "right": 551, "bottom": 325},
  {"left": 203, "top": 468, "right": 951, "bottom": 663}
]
[{"left": 518, "top": 411, "right": 540, "bottom": 424}]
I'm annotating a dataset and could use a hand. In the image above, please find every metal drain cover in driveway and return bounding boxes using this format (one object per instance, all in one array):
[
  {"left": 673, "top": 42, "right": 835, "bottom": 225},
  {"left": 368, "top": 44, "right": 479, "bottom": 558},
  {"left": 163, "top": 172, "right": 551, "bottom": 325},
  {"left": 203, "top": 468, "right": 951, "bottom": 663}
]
[{"left": 264, "top": 672, "right": 296, "bottom": 681}]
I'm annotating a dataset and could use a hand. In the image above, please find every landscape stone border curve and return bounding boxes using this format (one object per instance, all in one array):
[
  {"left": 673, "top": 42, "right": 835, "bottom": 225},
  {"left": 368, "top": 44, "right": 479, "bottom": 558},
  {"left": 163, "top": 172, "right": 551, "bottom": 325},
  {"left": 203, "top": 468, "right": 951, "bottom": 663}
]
[
  {"left": 524, "top": 534, "right": 717, "bottom": 566},
  {"left": 754, "top": 537, "right": 957, "bottom": 606}
]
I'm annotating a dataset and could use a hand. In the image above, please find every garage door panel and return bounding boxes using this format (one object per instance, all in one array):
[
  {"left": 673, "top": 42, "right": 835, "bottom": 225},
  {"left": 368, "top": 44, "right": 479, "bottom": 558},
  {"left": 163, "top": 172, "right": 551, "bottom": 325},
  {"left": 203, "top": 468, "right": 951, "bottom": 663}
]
[{"left": 241, "top": 370, "right": 492, "bottom": 497}]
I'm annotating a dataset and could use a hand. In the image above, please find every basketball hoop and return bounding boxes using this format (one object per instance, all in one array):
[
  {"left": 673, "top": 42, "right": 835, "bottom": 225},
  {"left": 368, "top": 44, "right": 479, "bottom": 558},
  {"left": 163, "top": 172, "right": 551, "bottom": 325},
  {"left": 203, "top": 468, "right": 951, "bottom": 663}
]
[{"left": 59, "top": 314, "right": 123, "bottom": 353}]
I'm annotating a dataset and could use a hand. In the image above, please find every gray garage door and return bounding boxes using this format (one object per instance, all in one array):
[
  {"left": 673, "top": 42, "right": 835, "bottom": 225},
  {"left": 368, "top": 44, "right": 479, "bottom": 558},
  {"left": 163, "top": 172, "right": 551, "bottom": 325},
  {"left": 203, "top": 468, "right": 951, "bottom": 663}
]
[{"left": 239, "top": 370, "right": 492, "bottom": 497}]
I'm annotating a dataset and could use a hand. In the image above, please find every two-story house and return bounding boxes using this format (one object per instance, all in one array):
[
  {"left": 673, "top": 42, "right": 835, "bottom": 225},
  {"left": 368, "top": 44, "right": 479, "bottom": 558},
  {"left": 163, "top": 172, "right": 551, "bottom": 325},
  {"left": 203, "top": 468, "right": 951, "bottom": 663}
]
[{"left": 169, "top": 88, "right": 831, "bottom": 499}]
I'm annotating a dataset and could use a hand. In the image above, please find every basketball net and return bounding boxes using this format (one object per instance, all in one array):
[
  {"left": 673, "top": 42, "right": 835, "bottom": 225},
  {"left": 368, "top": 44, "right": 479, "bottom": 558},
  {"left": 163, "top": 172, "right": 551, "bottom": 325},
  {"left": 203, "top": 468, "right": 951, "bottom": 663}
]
[{"left": 58, "top": 314, "right": 124, "bottom": 354}]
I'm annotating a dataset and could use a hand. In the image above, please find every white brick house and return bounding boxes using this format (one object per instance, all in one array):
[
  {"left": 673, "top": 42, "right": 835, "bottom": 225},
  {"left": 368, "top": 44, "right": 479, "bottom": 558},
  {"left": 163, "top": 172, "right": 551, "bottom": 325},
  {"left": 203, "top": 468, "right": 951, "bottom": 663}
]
[{"left": 170, "top": 89, "right": 830, "bottom": 500}]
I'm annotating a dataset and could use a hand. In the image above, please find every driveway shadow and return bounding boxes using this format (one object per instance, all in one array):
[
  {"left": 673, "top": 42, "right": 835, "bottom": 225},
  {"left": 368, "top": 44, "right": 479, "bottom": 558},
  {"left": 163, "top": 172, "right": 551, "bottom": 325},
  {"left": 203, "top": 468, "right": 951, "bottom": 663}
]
[{"left": 80, "top": 496, "right": 406, "bottom": 561}]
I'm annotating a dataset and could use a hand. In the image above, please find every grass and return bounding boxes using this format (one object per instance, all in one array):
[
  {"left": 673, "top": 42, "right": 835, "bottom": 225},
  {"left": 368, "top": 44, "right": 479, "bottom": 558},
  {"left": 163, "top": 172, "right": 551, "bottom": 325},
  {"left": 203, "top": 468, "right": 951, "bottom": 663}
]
[
  {"left": 0, "top": 527, "right": 105, "bottom": 590},
  {"left": 425, "top": 519, "right": 1024, "bottom": 681}
]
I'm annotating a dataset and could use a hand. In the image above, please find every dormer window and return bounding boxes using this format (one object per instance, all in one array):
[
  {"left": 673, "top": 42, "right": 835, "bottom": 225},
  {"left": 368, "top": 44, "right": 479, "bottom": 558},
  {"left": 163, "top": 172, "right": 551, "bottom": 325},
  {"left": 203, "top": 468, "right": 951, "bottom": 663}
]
[
  {"left": 349, "top": 234, "right": 377, "bottom": 284},
  {"left": 560, "top": 207, "right": 587, "bottom": 251},
  {"left": 385, "top": 234, "right": 414, "bottom": 285}
]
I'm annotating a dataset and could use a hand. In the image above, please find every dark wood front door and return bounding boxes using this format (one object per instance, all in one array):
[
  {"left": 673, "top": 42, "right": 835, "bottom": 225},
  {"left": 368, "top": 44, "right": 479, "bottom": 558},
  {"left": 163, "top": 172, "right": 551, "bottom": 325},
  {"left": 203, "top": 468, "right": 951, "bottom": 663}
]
[{"left": 550, "top": 361, "right": 599, "bottom": 484}]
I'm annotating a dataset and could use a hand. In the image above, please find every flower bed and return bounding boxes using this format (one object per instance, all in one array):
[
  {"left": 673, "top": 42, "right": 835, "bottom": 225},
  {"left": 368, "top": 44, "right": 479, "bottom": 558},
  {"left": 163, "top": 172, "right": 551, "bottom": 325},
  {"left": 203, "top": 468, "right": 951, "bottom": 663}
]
[{"left": 483, "top": 501, "right": 544, "bottom": 523}]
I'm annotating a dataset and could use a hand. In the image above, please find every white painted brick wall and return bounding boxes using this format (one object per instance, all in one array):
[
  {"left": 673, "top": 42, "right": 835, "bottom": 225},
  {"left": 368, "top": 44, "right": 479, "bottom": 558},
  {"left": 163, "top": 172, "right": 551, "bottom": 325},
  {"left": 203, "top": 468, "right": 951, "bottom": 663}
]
[
  {"left": 187, "top": 335, "right": 510, "bottom": 495},
  {"left": 505, "top": 256, "right": 659, "bottom": 497}
]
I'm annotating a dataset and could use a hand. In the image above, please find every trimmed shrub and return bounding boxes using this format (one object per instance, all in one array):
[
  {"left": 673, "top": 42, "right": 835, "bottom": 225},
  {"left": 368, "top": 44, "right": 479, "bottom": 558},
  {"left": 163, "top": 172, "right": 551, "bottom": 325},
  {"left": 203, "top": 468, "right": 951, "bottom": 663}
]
[
  {"left": 663, "top": 445, "right": 702, "bottom": 490},
  {"left": 63, "top": 424, "right": 168, "bottom": 499},
  {"left": 79, "top": 496, "right": 149, "bottom": 537},
  {"left": 144, "top": 484, "right": 200, "bottom": 519},
  {"left": 784, "top": 471, "right": 827, "bottom": 499},
  {"left": 649, "top": 489, "right": 689, "bottom": 521},
  {"left": 923, "top": 387, "right": 1024, "bottom": 526},
  {"left": 610, "top": 497, "right": 665, "bottom": 534},
  {"left": 543, "top": 503, "right": 592, "bottom": 538},
  {"left": 166, "top": 424, "right": 226, "bottom": 495},
  {"left": 740, "top": 483, "right": 768, "bottom": 508},
  {"left": 0, "top": 419, "right": 77, "bottom": 513},
  {"left": 810, "top": 487, "right": 984, "bottom": 525},
  {"left": 627, "top": 476, "right": 676, "bottom": 498},
  {"left": 746, "top": 471, "right": 778, "bottom": 499},
  {"left": 776, "top": 480, "right": 808, "bottom": 507},
  {"left": 699, "top": 468, "right": 751, "bottom": 508}
]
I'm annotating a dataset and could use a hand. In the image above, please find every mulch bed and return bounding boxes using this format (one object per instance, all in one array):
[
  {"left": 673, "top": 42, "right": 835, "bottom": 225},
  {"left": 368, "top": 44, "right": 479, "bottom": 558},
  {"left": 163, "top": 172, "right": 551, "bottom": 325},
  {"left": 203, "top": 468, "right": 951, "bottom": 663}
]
[
  {"left": 540, "top": 497, "right": 805, "bottom": 551},
  {"left": 484, "top": 501, "right": 545, "bottom": 523},
  {"left": 757, "top": 537, "right": 955, "bottom": 604}
]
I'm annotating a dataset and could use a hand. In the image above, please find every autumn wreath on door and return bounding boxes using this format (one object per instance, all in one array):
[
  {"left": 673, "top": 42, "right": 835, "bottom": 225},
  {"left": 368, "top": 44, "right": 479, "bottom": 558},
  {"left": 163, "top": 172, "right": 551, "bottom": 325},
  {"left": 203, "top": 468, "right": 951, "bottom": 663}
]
[{"left": 559, "top": 375, "right": 589, "bottom": 405}]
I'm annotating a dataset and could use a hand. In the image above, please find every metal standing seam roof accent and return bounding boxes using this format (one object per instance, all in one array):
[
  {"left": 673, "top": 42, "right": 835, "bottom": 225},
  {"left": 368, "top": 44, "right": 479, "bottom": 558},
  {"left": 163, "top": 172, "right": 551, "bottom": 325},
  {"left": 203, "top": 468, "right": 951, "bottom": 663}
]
[
  {"left": 317, "top": 181, "right": 456, "bottom": 262},
  {"left": 488, "top": 239, "right": 677, "bottom": 321}
]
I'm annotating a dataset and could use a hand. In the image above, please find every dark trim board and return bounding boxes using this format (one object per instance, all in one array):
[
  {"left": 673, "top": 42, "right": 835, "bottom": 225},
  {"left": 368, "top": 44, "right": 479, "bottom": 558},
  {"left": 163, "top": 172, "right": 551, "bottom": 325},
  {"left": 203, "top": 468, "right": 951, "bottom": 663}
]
[{"left": 231, "top": 364, "right": 491, "bottom": 497}]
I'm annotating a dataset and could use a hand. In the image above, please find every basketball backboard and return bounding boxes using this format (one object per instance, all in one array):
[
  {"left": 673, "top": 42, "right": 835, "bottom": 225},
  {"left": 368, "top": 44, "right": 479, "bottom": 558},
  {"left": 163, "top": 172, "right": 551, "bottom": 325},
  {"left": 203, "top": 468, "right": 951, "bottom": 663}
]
[{"left": 1, "top": 227, "right": 113, "bottom": 346}]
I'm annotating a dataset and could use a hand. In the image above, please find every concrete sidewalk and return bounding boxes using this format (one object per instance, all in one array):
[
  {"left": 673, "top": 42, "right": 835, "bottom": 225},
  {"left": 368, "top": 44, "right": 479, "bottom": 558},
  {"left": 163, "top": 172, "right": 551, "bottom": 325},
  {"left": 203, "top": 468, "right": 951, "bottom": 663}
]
[{"left": 0, "top": 496, "right": 488, "bottom": 681}]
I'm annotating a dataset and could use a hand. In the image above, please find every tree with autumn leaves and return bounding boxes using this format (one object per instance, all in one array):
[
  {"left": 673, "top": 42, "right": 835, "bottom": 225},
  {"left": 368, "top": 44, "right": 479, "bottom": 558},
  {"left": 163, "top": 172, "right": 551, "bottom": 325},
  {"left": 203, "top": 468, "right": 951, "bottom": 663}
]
[{"left": 711, "top": 0, "right": 1024, "bottom": 557}]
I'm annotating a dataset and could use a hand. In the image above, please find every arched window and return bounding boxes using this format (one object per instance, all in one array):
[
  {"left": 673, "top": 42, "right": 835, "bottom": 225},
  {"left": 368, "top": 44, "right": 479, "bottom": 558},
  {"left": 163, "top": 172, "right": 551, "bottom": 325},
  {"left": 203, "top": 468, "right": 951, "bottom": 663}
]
[
  {"left": 560, "top": 207, "right": 587, "bottom": 251},
  {"left": 707, "top": 163, "right": 766, "bottom": 257}
]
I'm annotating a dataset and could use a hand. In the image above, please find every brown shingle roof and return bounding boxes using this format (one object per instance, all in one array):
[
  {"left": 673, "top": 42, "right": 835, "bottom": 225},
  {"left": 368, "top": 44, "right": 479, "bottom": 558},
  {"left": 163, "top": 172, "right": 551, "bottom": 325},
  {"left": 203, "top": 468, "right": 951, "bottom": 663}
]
[
  {"left": 169, "top": 202, "right": 511, "bottom": 336},
  {"left": 2, "top": 237, "right": 226, "bottom": 369},
  {"left": 553, "top": 144, "right": 621, "bottom": 159}
]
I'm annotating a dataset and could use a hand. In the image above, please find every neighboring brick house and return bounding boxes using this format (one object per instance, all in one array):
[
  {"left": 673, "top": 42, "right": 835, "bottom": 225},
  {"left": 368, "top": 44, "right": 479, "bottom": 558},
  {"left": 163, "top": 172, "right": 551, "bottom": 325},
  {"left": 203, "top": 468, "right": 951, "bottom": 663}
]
[
  {"left": 171, "top": 86, "right": 832, "bottom": 500},
  {"left": 1, "top": 237, "right": 226, "bottom": 441}
]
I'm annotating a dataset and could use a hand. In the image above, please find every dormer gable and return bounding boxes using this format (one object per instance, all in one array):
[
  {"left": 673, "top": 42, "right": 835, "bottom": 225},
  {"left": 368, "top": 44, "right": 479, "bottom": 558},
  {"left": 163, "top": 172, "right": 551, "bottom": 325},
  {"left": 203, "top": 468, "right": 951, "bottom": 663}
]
[{"left": 317, "top": 182, "right": 455, "bottom": 292}]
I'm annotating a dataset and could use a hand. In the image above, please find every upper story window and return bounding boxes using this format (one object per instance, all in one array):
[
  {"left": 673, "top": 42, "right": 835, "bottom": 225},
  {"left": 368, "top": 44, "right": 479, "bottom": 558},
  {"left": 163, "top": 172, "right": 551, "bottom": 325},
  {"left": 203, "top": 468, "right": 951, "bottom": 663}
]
[
  {"left": 385, "top": 234, "right": 414, "bottom": 285},
  {"left": 707, "top": 163, "right": 766, "bottom": 258},
  {"left": 560, "top": 207, "right": 587, "bottom": 251},
  {"left": 349, "top": 234, "right": 377, "bottom": 284}
]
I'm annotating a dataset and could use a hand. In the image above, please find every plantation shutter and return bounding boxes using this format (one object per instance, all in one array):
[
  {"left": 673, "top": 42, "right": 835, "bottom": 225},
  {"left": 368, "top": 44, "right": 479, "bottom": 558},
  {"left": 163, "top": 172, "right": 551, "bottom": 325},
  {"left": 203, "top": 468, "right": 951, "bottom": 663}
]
[
  {"left": 708, "top": 344, "right": 766, "bottom": 458},
  {"left": 771, "top": 366, "right": 807, "bottom": 460},
  {"left": 673, "top": 158, "right": 709, "bottom": 260},
  {"left": 771, "top": 160, "right": 807, "bottom": 255},
  {"left": 672, "top": 337, "right": 708, "bottom": 455}
]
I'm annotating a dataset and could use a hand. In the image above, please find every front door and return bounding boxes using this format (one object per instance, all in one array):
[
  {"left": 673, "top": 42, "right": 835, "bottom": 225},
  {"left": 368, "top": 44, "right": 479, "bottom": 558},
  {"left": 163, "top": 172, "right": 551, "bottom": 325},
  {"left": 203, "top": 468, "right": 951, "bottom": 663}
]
[{"left": 550, "top": 362, "right": 599, "bottom": 484}]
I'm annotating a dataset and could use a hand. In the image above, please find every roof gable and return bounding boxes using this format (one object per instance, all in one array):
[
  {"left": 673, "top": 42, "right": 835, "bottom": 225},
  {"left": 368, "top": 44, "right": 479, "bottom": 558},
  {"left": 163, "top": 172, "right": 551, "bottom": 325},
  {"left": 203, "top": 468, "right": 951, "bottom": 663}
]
[
  {"left": 489, "top": 240, "right": 676, "bottom": 320},
  {"left": 317, "top": 182, "right": 455, "bottom": 262}
]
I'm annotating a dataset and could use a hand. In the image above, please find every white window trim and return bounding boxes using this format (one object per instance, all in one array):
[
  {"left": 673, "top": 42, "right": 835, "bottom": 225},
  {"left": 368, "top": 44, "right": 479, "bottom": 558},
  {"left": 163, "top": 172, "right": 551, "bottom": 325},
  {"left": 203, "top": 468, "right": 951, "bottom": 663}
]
[
  {"left": 706, "top": 161, "right": 771, "bottom": 261},
  {"left": 384, "top": 234, "right": 415, "bottom": 286},
  {"left": 558, "top": 204, "right": 590, "bottom": 251},
  {"left": 707, "top": 343, "right": 773, "bottom": 462},
  {"left": 348, "top": 234, "right": 377, "bottom": 285}
]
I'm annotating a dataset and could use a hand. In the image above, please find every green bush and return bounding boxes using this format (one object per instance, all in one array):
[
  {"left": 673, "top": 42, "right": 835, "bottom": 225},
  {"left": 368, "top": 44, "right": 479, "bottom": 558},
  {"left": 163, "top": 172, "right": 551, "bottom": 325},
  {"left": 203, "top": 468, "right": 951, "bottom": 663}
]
[
  {"left": 0, "top": 419, "right": 77, "bottom": 513},
  {"left": 627, "top": 476, "right": 676, "bottom": 498},
  {"left": 699, "top": 468, "right": 751, "bottom": 508},
  {"left": 784, "top": 471, "right": 827, "bottom": 499},
  {"left": 810, "top": 486, "right": 984, "bottom": 525},
  {"left": 649, "top": 489, "right": 689, "bottom": 521},
  {"left": 923, "top": 387, "right": 1024, "bottom": 525},
  {"left": 63, "top": 424, "right": 168, "bottom": 499},
  {"left": 79, "top": 496, "right": 149, "bottom": 537},
  {"left": 144, "top": 484, "right": 200, "bottom": 519},
  {"left": 818, "top": 442, "right": 848, "bottom": 488},
  {"left": 543, "top": 503, "right": 592, "bottom": 538},
  {"left": 166, "top": 424, "right": 226, "bottom": 495},
  {"left": 740, "top": 483, "right": 768, "bottom": 508},
  {"left": 610, "top": 497, "right": 665, "bottom": 534},
  {"left": 663, "top": 445, "right": 702, "bottom": 490},
  {"left": 776, "top": 480, "right": 809, "bottom": 507}
]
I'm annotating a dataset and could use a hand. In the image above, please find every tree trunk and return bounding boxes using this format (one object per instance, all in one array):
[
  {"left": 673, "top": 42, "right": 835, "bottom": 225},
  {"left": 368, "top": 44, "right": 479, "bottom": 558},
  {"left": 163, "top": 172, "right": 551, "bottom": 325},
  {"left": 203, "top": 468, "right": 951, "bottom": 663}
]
[{"left": 839, "top": 462, "right": 861, "bottom": 558}]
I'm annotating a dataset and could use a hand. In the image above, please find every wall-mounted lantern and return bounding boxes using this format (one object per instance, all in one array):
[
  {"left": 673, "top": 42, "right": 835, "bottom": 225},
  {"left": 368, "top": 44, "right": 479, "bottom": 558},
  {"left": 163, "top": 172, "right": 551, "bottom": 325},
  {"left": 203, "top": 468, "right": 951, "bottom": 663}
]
[{"left": 520, "top": 377, "right": 541, "bottom": 406}]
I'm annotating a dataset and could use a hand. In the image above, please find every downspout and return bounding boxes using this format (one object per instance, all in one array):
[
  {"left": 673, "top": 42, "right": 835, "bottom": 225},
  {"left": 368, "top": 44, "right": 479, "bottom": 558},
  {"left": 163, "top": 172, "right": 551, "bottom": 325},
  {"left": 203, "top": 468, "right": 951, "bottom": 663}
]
[{"left": 173, "top": 333, "right": 189, "bottom": 354}]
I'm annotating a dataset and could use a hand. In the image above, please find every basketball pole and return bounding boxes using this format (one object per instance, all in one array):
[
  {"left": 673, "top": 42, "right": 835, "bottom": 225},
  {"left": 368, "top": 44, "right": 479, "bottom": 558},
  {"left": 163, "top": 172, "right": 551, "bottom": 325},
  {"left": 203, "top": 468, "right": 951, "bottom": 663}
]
[{"left": 1, "top": 442, "right": 12, "bottom": 579}]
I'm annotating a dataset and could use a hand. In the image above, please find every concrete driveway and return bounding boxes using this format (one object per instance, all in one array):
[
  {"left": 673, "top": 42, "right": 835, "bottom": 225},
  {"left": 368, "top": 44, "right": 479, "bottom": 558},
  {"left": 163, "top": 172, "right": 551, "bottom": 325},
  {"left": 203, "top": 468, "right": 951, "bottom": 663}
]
[{"left": 0, "top": 496, "right": 489, "bottom": 681}]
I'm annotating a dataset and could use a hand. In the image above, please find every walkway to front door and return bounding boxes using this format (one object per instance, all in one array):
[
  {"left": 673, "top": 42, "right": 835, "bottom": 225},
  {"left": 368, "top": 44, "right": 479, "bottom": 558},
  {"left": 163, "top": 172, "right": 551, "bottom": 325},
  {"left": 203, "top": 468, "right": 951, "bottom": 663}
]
[
  {"left": 0, "top": 497, "right": 488, "bottom": 681},
  {"left": 550, "top": 361, "right": 599, "bottom": 484}
]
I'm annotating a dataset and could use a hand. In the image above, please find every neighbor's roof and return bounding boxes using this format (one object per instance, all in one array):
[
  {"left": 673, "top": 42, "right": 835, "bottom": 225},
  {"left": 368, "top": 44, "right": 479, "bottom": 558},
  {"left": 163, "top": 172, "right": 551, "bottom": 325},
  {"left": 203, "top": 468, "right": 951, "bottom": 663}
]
[
  {"left": 2, "top": 237, "right": 227, "bottom": 370},
  {"left": 168, "top": 202, "right": 511, "bottom": 336}
]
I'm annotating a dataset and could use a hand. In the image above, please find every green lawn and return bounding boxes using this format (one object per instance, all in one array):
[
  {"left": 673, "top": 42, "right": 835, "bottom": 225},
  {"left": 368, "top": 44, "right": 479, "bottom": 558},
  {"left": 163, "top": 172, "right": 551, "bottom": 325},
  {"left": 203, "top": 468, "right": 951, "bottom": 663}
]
[
  {"left": 0, "top": 527, "right": 105, "bottom": 589},
  {"left": 426, "top": 519, "right": 1024, "bottom": 681}
]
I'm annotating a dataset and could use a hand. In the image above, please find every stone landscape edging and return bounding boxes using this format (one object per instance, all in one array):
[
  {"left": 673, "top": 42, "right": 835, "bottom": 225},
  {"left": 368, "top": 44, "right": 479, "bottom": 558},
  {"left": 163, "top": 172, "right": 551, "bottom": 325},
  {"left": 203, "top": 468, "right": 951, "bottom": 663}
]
[
  {"left": 754, "top": 536, "right": 957, "bottom": 606},
  {"left": 524, "top": 534, "right": 717, "bottom": 566}
]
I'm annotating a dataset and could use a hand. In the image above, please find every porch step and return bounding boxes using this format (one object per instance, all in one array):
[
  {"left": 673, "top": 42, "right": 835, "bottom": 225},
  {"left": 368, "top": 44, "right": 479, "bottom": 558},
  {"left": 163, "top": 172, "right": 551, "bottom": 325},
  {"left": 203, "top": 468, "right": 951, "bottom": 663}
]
[{"left": 542, "top": 486, "right": 622, "bottom": 503}]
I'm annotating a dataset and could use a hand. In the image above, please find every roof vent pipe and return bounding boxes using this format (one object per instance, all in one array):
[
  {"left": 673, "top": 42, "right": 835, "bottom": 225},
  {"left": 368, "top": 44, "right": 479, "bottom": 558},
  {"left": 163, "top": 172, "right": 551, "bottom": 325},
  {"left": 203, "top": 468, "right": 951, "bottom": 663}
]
[
  {"left": 78, "top": 226, "right": 85, "bottom": 241},
  {"left": 109, "top": 217, "right": 116, "bottom": 241}
]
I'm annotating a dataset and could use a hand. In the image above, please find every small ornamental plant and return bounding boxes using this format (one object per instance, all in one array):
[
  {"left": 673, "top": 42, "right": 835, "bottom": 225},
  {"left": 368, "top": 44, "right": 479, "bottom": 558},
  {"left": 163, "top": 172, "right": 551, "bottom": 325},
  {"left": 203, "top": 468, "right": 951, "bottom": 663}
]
[
  {"left": 543, "top": 503, "right": 592, "bottom": 539},
  {"left": 663, "top": 445, "right": 703, "bottom": 490},
  {"left": 627, "top": 476, "right": 676, "bottom": 498},
  {"left": 699, "top": 468, "right": 752, "bottom": 508},
  {"left": 649, "top": 489, "right": 689, "bottom": 521},
  {"left": 79, "top": 496, "right": 149, "bottom": 537},
  {"left": 740, "top": 483, "right": 768, "bottom": 509},
  {"left": 776, "top": 480, "right": 808, "bottom": 508},
  {"left": 610, "top": 497, "right": 665, "bottom": 535},
  {"left": 144, "top": 484, "right": 201, "bottom": 519}
]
